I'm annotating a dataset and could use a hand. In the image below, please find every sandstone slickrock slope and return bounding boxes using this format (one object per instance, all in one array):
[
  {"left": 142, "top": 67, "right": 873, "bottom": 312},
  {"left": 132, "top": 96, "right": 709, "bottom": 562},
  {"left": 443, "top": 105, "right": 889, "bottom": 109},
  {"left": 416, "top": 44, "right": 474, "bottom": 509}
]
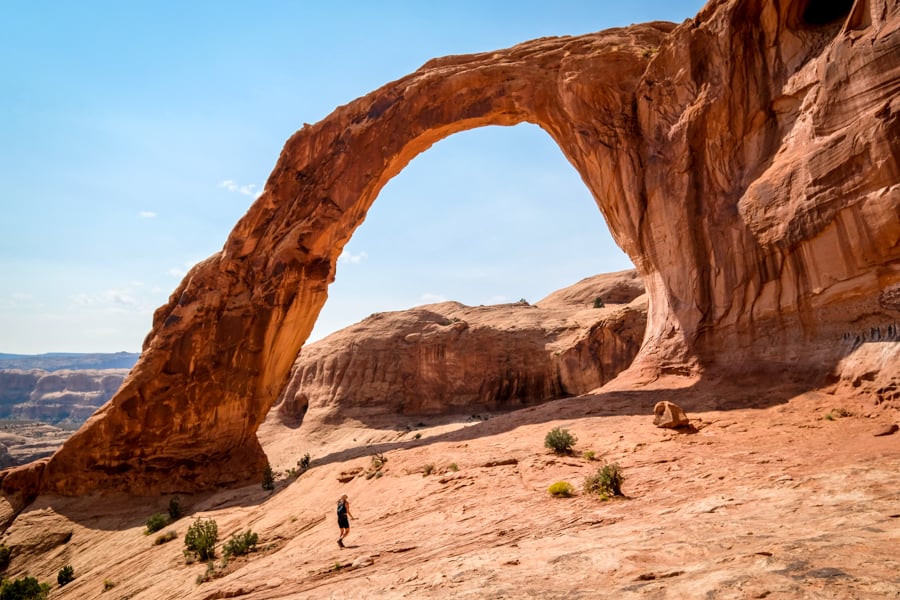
[
  {"left": 1, "top": 0, "right": 898, "bottom": 500},
  {"left": 275, "top": 270, "right": 646, "bottom": 430}
]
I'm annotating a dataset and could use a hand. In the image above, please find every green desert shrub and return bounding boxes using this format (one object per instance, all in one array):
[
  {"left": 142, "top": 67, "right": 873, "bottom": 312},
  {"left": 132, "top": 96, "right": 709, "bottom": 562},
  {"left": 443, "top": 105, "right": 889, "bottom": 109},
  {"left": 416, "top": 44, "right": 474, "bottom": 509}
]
[
  {"left": 0, "top": 576, "right": 50, "bottom": 600},
  {"left": 298, "top": 453, "right": 311, "bottom": 471},
  {"left": 223, "top": 530, "right": 258, "bottom": 558},
  {"left": 57, "top": 565, "right": 75, "bottom": 587},
  {"left": 145, "top": 512, "right": 167, "bottom": 534},
  {"left": 184, "top": 518, "right": 218, "bottom": 562},
  {"left": 593, "top": 296, "right": 605, "bottom": 308},
  {"left": 584, "top": 462, "right": 624, "bottom": 499},
  {"left": 0, "top": 545, "right": 10, "bottom": 571},
  {"left": 168, "top": 496, "right": 183, "bottom": 520},
  {"left": 547, "top": 481, "right": 575, "bottom": 497},
  {"left": 422, "top": 463, "right": 435, "bottom": 476},
  {"left": 582, "top": 450, "right": 596, "bottom": 461},
  {"left": 262, "top": 463, "right": 275, "bottom": 490},
  {"left": 544, "top": 427, "right": 577, "bottom": 454}
]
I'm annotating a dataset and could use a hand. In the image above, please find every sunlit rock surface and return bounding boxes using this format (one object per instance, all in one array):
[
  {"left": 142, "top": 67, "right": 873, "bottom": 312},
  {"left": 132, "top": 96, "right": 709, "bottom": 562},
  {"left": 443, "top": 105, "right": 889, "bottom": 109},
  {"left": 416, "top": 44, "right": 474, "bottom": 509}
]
[{"left": 2, "top": 0, "right": 897, "bottom": 498}]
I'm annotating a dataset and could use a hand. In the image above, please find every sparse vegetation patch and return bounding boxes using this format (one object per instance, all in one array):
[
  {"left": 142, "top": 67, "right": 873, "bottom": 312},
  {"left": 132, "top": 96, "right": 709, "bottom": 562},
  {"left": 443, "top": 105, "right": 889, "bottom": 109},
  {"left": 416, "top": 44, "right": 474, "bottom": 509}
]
[
  {"left": 545, "top": 427, "right": 577, "bottom": 454},
  {"left": 184, "top": 518, "right": 218, "bottom": 562},
  {"left": 0, "top": 545, "right": 10, "bottom": 571},
  {"left": 154, "top": 531, "right": 178, "bottom": 545},
  {"left": 547, "top": 481, "right": 575, "bottom": 497},
  {"left": 262, "top": 463, "right": 275, "bottom": 490},
  {"left": 0, "top": 575, "right": 50, "bottom": 599},
  {"left": 823, "top": 408, "right": 854, "bottom": 421},
  {"left": 298, "top": 452, "right": 311, "bottom": 471},
  {"left": 145, "top": 513, "right": 167, "bottom": 534},
  {"left": 57, "top": 565, "right": 75, "bottom": 587},
  {"left": 584, "top": 463, "right": 624, "bottom": 499},
  {"left": 168, "top": 496, "right": 182, "bottom": 520},
  {"left": 223, "top": 530, "right": 258, "bottom": 558}
]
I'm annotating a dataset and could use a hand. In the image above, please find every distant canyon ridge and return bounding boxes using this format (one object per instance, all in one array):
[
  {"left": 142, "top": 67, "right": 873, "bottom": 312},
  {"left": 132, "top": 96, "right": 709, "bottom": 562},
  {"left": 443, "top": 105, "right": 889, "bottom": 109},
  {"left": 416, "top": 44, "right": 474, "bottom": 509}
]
[
  {"left": 0, "top": 354, "right": 138, "bottom": 469},
  {"left": 1, "top": 0, "right": 898, "bottom": 500}
]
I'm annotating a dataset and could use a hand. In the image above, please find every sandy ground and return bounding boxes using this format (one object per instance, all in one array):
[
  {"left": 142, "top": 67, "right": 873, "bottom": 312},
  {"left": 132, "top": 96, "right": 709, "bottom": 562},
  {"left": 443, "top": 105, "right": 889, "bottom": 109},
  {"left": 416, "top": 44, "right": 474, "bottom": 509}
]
[{"left": 2, "top": 378, "right": 898, "bottom": 599}]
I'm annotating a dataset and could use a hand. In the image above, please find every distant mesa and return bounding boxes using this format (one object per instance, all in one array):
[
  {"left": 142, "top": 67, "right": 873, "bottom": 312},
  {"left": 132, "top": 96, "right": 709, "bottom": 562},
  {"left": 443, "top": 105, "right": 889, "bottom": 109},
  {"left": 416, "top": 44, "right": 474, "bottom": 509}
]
[
  {"left": 275, "top": 270, "right": 647, "bottom": 430},
  {"left": 0, "top": 352, "right": 139, "bottom": 372}
]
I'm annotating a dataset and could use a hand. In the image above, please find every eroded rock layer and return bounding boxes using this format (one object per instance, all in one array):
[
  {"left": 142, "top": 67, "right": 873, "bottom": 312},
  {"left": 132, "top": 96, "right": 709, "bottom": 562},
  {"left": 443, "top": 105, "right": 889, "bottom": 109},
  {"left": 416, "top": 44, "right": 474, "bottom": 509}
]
[
  {"left": 276, "top": 271, "right": 647, "bottom": 429},
  {"left": 2, "top": 0, "right": 898, "bottom": 498},
  {"left": 0, "top": 369, "right": 127, "bottom": 425}
]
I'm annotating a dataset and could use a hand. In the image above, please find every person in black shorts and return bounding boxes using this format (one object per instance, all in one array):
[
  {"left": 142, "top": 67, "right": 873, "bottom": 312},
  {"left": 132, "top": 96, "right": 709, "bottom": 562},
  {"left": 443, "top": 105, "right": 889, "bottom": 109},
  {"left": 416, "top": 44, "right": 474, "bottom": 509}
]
[{"left": 336, "top": 494, "right": 354, "bottom": 547}]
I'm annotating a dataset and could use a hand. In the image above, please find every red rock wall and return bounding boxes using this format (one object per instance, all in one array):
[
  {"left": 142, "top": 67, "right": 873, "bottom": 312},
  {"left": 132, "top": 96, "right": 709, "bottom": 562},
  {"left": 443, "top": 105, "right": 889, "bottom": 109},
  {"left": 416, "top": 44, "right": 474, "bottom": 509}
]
[
  {"left": 276, "top": 273, "right": 647, "bottom": 429},
  {"left": 2, "top": 0, "right": 897, "bottom": 497}
]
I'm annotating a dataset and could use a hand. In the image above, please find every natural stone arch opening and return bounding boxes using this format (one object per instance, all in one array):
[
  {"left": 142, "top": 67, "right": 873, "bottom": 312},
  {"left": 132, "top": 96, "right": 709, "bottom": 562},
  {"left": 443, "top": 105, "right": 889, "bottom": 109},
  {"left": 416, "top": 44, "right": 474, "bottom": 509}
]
[
  {"left": 308, "top": 123, "right": 637, "bottom": 342},
  {"left": 11, "top": 23, "right": 673, "bottom": 497},
  {"left": 279, "top": 123, "right": 644, "bottom": 430},
  {"left": 2, "top": 0, "right": 896, "bottom": 501}
]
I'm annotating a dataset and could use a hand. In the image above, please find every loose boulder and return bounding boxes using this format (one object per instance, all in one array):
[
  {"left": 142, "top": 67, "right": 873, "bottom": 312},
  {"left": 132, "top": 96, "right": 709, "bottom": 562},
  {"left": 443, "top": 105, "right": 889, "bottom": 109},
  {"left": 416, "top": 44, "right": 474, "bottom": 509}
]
[{"left": 653, "top": 401, "right": 690, "bottom": 429}]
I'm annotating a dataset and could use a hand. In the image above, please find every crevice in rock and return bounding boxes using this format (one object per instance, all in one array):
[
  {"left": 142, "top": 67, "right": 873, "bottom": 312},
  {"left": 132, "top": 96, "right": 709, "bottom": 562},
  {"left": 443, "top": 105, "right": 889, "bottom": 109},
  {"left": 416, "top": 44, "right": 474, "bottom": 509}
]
[{"left": 801, "top": 0, "right": 855, "bottom": 27}]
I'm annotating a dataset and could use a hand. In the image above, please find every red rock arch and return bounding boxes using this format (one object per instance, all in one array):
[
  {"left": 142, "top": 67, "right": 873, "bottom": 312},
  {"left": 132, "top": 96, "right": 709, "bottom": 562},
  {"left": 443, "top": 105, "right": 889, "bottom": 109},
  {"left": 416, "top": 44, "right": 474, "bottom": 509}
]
[{"left": 3, "top": 0, "right": 898, "bottom": 498}]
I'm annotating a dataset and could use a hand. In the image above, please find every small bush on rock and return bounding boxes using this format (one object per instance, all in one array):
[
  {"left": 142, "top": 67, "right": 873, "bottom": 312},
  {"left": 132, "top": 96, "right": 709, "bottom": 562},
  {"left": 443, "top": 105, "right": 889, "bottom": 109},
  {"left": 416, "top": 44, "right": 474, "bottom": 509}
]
[
  {"left": 184, "top": 518, "right": 218, "bottom": 562},
  {"left": 223, "top": 530, "right": 258, "bottom": 557},
  {"left": 584, "top": 463, "right": 624, "bottom": 499},
  {"left": 145, "top": 513, "right": 167, "bottom": 534},
  {"left": 57, "top": 565, "right": 75, "bottom": 587},
  {"left": 262, "top": 463, "right": 275, "bottom": 490},
  {"left": 544, "top": 427, "right": 577, "bottom": 454},
  {"left": 168, "top": 496, "right": 182, "bottom": 520},
  {"left": 0, "top": 545, "right": 10, "bottom": 572},
  {"left": 154, "top": 530, "right": 178, "bottom": 545},
  {"left": 298, "top": 453, "right": 311, "bottom": 471},
  {"left": 547, "top": 481, "right": 575, "bottom": 497},
  {"left": 0, "top": 576, "right": 50, "bottom": 600}
]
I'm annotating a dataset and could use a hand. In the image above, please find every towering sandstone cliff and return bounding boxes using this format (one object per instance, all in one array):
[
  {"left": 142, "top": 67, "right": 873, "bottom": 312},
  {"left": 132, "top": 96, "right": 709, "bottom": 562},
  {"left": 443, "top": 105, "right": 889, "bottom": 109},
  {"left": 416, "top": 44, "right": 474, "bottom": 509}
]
[{"left": 1, "top": 0, "right": 897, "bottom": 499}]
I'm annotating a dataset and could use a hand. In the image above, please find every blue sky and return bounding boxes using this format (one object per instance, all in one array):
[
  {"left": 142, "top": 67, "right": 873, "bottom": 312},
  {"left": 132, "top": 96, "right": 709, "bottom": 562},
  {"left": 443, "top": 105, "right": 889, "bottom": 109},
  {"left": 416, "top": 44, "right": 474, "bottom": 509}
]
[{"left": 0, "top": 1, "right": 705, "bottom": 354}]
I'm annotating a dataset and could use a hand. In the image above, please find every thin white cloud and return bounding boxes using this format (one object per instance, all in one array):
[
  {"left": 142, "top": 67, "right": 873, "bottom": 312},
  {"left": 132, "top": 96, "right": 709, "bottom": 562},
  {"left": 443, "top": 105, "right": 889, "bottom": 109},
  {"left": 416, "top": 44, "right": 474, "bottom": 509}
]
[
  {"left": 139, "top": 210, "right": 157, "bottom": 218},
  {"left": 420, "top": 293, "right": 447, "bottom": 304},
  {"left": 220, "top": 179, "right": 262, "bottom": 198},
  {"left": 167, "top": 259, "right": 201, "bottom": 279},
  {"left": 0, "top": 292, "right": 36, "bottom": 309},
  {"left": 339, "top": 250, "right": 368, "bottom": 265},
  {"left": 70, "top": 289, "right": 138, "bottom": 309}
]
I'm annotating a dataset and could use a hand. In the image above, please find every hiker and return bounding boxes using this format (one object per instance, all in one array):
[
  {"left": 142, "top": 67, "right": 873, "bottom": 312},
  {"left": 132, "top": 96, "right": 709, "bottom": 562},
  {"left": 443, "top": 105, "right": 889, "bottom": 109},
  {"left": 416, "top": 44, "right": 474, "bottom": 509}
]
[{"left": 336, "top": 494, "right": 354, "bottom": 548}]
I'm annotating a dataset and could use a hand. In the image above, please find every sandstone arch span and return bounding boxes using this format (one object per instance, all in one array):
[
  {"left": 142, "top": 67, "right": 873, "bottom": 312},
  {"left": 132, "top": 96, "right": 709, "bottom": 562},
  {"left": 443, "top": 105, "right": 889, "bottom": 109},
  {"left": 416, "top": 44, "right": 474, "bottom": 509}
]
[{"left": 2, "top": 0, "right": 898, "bottom": 499}]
